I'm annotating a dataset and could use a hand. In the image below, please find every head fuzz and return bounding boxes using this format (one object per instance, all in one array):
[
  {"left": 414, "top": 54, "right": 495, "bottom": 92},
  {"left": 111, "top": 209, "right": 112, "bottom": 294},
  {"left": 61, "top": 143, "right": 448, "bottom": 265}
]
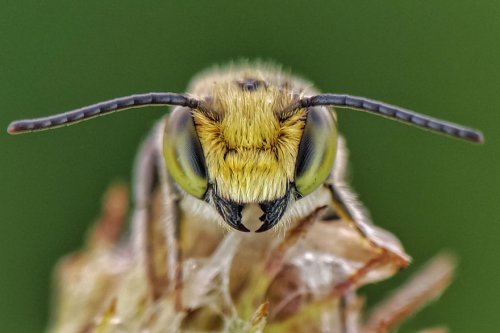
[{"left": 193, "top": 82, "right": 306, "bottom": 203}]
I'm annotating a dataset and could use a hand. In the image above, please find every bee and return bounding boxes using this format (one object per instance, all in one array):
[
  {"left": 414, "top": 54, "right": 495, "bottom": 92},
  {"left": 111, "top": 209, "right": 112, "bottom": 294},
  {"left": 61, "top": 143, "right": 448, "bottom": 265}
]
[
  {"left": 9, "top": 63, "right": 483, "bottom": 325},
  {"left": 7, "top": 63, "right": 483, "bottom": 233}
]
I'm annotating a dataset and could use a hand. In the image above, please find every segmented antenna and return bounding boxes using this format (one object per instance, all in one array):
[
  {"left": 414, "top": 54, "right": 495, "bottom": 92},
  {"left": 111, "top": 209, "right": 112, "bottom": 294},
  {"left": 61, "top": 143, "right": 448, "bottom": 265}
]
[
  {"left": 7, "top": 93, "right": 199, "bottom": 134},
  {"left": 298, "top": 94, "right": 484, "bottom": 143}
]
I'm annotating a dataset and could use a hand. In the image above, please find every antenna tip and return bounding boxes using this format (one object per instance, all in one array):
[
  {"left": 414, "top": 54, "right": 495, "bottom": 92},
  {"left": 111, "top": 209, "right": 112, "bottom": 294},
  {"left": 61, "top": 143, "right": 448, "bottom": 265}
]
[
  {"left": 7, "top": 122, "right": 20, "bottom": 135},
  {"left": 7, "top": 120, "right": 32, "bottom": 135},
  {"left": 469, "top": 130, "right": 485, "bottom": 144}
]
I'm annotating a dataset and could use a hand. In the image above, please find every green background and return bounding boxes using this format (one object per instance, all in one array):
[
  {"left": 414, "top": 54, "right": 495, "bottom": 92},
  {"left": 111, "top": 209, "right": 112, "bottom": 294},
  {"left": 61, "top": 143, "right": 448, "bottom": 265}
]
[{"left": 1, "top": 1, "right": 498, "bottom": 332}]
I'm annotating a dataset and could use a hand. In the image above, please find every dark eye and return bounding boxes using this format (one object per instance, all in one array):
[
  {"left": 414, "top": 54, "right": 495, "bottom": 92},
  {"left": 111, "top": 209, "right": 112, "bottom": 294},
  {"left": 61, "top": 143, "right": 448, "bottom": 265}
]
[
  {"left": 163, "top": 107, "right": 208, "bottom": 198},
  {"left": 295, "top": 107, "right": 337, "bottom": 196}
]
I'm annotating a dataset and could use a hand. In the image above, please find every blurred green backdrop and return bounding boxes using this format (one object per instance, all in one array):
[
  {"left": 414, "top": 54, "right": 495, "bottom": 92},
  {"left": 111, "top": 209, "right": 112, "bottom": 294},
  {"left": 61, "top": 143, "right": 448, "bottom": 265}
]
[{"left": 1, "top": 1, "right": 498, "bottom": 332}]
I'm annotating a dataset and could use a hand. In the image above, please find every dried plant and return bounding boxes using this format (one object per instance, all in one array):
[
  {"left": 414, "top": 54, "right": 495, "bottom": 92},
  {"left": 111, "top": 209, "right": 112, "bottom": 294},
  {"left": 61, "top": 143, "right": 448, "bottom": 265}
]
[{"left": 49, "top": 184, "right": 453, "bottom": 333}]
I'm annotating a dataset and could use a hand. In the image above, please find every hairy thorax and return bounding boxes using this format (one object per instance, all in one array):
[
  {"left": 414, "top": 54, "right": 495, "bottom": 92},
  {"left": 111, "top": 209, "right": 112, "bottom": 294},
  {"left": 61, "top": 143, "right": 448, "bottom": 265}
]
[{"left": 192, "top": 82, "right": 306, "bottom": 203}]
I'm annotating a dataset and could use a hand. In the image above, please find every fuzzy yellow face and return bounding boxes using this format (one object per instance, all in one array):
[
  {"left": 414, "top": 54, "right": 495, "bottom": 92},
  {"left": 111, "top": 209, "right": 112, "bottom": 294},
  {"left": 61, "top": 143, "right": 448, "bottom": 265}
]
[
  {"left": 162, "top": 65, "right": 338, "bottom": 231},
  {"left": 193, "top": 83, "right": 306, "bottom": 203}
]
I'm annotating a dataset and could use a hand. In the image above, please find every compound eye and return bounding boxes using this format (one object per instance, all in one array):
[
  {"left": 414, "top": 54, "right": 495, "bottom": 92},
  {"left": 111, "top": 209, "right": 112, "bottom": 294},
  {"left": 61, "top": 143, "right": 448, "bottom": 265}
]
[
  {"left": 295, "top": 107, "right": 338, "bottom": 196},
  {"left": 163, "top": 107, "right": 208, "bottom": 198}
]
